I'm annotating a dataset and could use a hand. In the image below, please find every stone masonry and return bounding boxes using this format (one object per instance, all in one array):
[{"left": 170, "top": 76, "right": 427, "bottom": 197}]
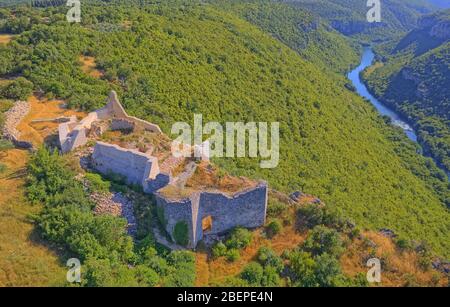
[
  {"left": 59, "top": 90, "right": 268, "bottom": 249},
  {"left": 1, "top": 100, "right": 33, "bottom": 149},
  {"left": 59, "top": 91, "right": 162, "bottom": 153},
  {"left": 155, "top": 182, "right": 268, "bottom": 248}
]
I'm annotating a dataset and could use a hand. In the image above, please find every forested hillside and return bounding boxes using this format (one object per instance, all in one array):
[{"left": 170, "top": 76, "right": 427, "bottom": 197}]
[
  {"left": 364, "top": 9, "right": 450, "bottom": 173},
  {"left": 210, "top": 0, "right": 359, "bottom": 73},
  {"left": 283, "top": 0, "right": 436, "bottom": 41},
  {"left": 0, "top": 0, "right": 449, "bottom": 260}
]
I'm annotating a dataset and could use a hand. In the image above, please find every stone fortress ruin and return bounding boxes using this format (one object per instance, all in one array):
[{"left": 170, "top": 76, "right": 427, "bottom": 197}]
[{"left": 58, "top": 91, "right": 268, "bottom": 248}]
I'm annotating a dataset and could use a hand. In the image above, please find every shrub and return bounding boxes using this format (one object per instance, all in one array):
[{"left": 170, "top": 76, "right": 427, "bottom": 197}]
[
  {"left": 241, "top": 262, "right": 264, "bottom": 286},
  {"left": 83, "top": 258, "right": 139, "bottom": 287},
  {"left": 266, "top": 219, "right": 282, "bottom": 238},
  {"left": 0, "top": 163, "right": 6, "bottom": 174},
  {"left": 85, "top": 172, "right": 111, "bottom": 193},
  {"left": 173, "top": 221, "right": 189, "bottom": 246},
  {"left": 303, "top": 225, "right": 344, "bottom": 258},
  {"left": 211, "top": 241, "right": 227, "bottom": 258},
  {"left": 225, "top": 227, "right": 252, "bottom": 250},
  {"left": 297, "top": 204, "right": 343, "bottom": 230},
  {"left": 0, "top": 77, "right": 33, "bottom": 100},
  {"left": 226, "top": 248, "right": 240, "bottom": 262},
  {"left": 288, "top": 251, "right": 317, "bottom": 287},
  {"left": 0, "top": 139, "right": 13, "bottom": 151},
  {"left": 134, "top": 265, "right": 159, "bottom": 287},
  {"left": 164, "top": 251, "right": 196, "bottom": 287},
  {"left": 140, "top": 247, "right": 169, "bottom": 276},
  {"left": 261, "top": 266, "right": 281, "bottom": 287},
  {"left": 395, "top": 237, "right": 412, "bottom": 250},
  {"left": 288, "top": 251, "right": 344, "bottom": 287},
  {"left": 257, "top": 247, "right": 284, "bottom": 273},
  {"left": 267, "top": 199, "right": 286, "bottom": 218}
]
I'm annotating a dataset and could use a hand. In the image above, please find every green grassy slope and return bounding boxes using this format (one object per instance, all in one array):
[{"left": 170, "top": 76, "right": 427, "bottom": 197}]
[
  {"left": 1, "top": 1, "right": 449, "bottom": 256},
  {"left": 364, "top": 9, "right": 450, "bottom": 172}
]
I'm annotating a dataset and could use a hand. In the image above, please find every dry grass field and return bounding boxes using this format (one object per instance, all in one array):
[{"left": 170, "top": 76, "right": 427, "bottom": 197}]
[
  {"left": 79, "top": 56, "right": 104, "bottom": 78},
  {"left": 0, "top": 95, "right": 85, "bottom": 286},
  {"left": 0, "top": 34, "right": 14, "bottom": 45}
]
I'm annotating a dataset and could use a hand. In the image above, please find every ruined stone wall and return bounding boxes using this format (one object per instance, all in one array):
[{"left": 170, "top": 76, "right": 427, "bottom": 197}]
[
  {"left": 194, "top": 183, "right": 268, "bottom": 245},
  {"left": 59, "top": 91, "right": 162, "bottom": 153},
  {"left": 92, "top": 142, "right": 159, "bottom": 186},
  {"left": 1, "top": 100, "right": 32, "bottom": 149},
  {"left": 154, "top": 195, "right": 196, "bottom": 247},
  {"left": 155, "top": 182, "right": 268, "bottom": 248}
]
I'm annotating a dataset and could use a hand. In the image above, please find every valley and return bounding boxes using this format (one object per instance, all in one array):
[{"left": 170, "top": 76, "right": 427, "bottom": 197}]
[{"left": 0, "top": 0, "right": 448, "bottom": 288}]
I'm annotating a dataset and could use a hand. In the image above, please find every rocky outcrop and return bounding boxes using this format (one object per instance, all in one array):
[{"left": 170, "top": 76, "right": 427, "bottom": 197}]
[
  {"left": 1, "top": 100, "right": 32, "bottom": 149},
  {"left": 92, "top": 192, "right": 137, "bottom": 235}
]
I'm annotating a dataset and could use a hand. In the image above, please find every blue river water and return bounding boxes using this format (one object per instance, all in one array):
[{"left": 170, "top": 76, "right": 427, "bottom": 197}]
[
  {"left": 348, "top": 47, "right": 449, "bottom": 180},
  {"left": 348, "top": 47, "right": 418, "bottom": 142}
]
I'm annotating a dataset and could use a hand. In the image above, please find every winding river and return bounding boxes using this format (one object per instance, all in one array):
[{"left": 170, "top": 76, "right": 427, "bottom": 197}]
[
  {"left": 348, "top": 47, "right": 417, "bottom": 142},
  {"left": 348, "top": 47, "right": 449, "bottom": 180}
]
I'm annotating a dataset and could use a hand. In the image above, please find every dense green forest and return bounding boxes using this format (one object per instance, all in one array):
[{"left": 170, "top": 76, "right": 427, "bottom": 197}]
[
  {"left": 364, "top": 9, "right": 450, "bottom": 173},
  {"left": 209, "top": 0, "right": 359, "bottom": 73},
  {"left": 0, "top": 0, "right": 449, "bottom": 259},
  {"left": 283, "top": 0, "right": 436, "bottom": 42}
]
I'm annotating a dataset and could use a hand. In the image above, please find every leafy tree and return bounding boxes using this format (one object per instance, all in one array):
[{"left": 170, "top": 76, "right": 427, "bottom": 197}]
[
  {"left": 303, "top": 225, "right": 345, "bottom": 258},
  {"left": 0, "top": 77, "right": 33, "bottom": 100},
  {"left": 225, "top": 227, "right": 252, "bottom": 250},
  {"left": 241, "top": 262, "right": 264, "bottom": 286},
  {"left": 266, "top": 219, "right": 282, "bottom": 238},
  {"left": 257, "top": 247, "right": 284, "bottom": 273}
]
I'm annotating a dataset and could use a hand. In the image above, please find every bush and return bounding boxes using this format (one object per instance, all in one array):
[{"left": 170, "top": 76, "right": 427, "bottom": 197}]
[
  {"left": 241, "top": 262, "right": 264, "bottom": 286},
  {"left": 173, "top": 221, "right": 189, "bottom": 246},
  {"left": 83, "top": 258, "right": 139, "bottom": 287},
  {"left": 257, "top": 247, "right": 284, "bottom": 273},
  {"left": 303, "top": 225, "right": 344, "bottom": 258},
  {"left": 0, "top": 163, "right": 6, "bottom": 174},
  {"left": 267, "top": 199, "right": 286, "bottom": 218},
  {"left": 0, "top": 139, "right": 13, "bottom": 151},
  {"left": 297, "top": 204, "right": 343, "bottom": 230},
  {"left": 134, "top": 265, "right": 159, "bottom": 286},
  {"left": 226, "top": 248, "right": 240, "bottom": 262},
  {"left": 288, "top": 251, "right": 344, "bottom": 287},
  {"left": 0, "top": 77, "right": 33, "bottom": 100},
  {"left": 225, "top": 227, "right": 252, "bottom": 250},
  {"left": 261, "top": 266, "right": 281, "bottom": 287},
  {"left": 85, "top": 172, "right": 111, "bottom": 193},
  {"left": 164, "top": 251, "right": 196, "bottom": 287},
  {"left": 395, "top": 237, "right": 412, "bottom": 250},
  {"left": 266, "top": 219, "right": 282, "bottom": 238},
  {"left": 211, "top": 241, "right": 227, "bottom": 258}
]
